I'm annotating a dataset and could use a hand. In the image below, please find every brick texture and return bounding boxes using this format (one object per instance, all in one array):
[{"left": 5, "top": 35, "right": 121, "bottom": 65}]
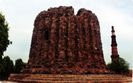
[{"left": 23, "top": 6, "right": 108, "bottom": 74}]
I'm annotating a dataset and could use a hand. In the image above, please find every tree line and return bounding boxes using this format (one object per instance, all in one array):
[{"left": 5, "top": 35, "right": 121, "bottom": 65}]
[{"left": 0, "top": 57, "right": 26, "bottom": 80}]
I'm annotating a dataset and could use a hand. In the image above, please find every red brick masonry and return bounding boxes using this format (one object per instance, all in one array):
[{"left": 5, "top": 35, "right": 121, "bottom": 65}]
[{"left": 23, "top": 6, "right": 108, "bottom": 74}]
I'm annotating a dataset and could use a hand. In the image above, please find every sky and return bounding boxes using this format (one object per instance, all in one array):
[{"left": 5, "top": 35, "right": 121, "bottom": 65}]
[{"left": 0, "top": 0, "right": 133, "bottom": 68}]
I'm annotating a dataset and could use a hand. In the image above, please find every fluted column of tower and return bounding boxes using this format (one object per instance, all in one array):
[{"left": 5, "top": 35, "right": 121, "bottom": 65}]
[{"left": 111, "top": 26, "right": 119, "bottom": 63}]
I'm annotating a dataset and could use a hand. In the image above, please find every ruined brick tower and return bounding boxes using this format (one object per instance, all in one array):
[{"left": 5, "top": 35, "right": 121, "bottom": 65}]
[
  {"left": 111, "top": 26, "right": 119, "bottom": 63},
  {"left": 26, "top": 6, "right": 107, "bottom": 74}
]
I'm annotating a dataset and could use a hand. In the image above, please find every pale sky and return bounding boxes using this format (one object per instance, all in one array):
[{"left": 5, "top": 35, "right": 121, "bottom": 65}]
[{"left": 0, "top": 0, "right": 133, "bottom": 68}]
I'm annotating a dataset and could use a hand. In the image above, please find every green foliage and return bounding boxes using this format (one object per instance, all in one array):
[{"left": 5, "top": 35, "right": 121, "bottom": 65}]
[
  {"left": 0, "top": 12, "right": 11, "bottom": 59},
  {"left": 14, "top": 58, "right": 26, "bottom": 73},
  {"left": 0, "top": 12, "right": 13, "bottom": 80},
  {"left": 0, "top": 57, "right": 26, "bottom": 80},
  {"left": 0, "top": 56, "right": 14, "bottom": 80},
  {"left": 107, "top": 57, "right": 129, "bottom": 74}
]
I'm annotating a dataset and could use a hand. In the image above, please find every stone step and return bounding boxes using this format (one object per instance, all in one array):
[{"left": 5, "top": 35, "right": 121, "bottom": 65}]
[{"left": 9, "top": 74, "right": 132, "bottom": 83}]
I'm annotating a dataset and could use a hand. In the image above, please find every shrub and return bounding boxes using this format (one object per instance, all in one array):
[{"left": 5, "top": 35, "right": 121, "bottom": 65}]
[{"left": 107, "top": 57, "right": 129, "bottom": 74}]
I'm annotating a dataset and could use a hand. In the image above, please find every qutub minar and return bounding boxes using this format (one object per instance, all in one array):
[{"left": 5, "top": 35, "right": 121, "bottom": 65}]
[{"left": 111, "top": 26, "right": 119, "bottom": 63}]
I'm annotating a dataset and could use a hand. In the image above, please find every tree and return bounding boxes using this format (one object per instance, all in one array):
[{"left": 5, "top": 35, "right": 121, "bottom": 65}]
[
  {"left": 0, "top": 12, "right": 11, "bottom": 60},
  {"left": 14, "top": 58, "right": 26, "bottom": 73},
  {"left": 0, "top": 56, "right": 14, "bottom": 80},
  {"left": 107, "top": 57, "right": 129, "bottom": 74}
]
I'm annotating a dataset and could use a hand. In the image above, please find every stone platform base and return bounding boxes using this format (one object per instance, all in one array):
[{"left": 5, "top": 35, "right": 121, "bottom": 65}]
[{"left": 8, "top": 74, "right": 132, "bottom": 83}]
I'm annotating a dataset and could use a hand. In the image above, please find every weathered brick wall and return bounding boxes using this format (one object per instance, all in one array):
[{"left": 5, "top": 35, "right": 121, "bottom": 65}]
[{"left": 25, "top": 6, "right": 108, "bottom": 74}]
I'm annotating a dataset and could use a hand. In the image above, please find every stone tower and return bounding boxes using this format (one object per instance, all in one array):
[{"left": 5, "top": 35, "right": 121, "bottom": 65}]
[
  {"left": 111, "top": 26, "right": 119, "bottom": 63},
  {"left": 25, "top": 6, "right": 107, "bottom": 74}
]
